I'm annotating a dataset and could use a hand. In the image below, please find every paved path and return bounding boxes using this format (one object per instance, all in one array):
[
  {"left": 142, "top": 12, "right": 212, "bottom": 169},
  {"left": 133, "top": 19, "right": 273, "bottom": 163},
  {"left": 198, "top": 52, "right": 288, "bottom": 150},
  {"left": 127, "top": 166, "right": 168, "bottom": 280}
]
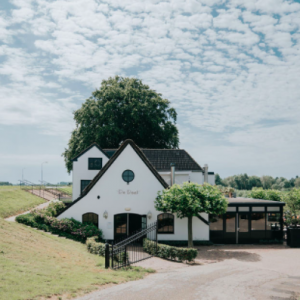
[
  {"left": 5, "top": 200, "right": 53, "bottom": 222},
  {"left": 76, "top": 245, "right": 300, "bottom": 300}
]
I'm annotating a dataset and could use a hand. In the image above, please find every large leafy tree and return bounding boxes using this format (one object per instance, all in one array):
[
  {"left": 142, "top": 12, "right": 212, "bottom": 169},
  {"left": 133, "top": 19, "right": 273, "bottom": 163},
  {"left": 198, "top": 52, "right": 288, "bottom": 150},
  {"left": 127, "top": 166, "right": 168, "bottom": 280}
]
[
  {"left": 63, "top": 76, "right": 179, "bottom": 172},
  {"left": 155, "top": 183, "right": 228, "bottom": 247}
]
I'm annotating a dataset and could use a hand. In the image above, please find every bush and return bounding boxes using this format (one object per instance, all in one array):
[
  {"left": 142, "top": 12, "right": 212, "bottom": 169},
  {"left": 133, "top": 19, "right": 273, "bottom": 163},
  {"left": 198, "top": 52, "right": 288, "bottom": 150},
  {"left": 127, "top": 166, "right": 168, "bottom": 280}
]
[
  {"left": 16, "top": 203, "right": 103, "bottom": 242},
  {"left": 86, "top": 237, "right": 106, "bottom": 256},
  {"left": 86, "top": 237, "right": 128, "bottom": 264},
  {"left": 143, "top": 238, "right": 198, "bottom": 262},
  {"left": 249, "top": 188, "right": 282, "bottom": 201}
]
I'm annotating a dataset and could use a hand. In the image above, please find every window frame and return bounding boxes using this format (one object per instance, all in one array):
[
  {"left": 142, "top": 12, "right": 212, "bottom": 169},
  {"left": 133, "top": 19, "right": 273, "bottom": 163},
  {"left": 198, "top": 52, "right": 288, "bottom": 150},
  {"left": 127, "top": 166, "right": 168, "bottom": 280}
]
[
  {"left": 88, "top": 157, "right": 103, "bottom": 170},
  {"left": 157, "top": 213, "right": 174, "bottom": 234},
  {"left": 82, "top": 212, "right": 98, "bottom": 228},
  {"left": 81, "top": 180, "right": 92, "bottom": 194}
]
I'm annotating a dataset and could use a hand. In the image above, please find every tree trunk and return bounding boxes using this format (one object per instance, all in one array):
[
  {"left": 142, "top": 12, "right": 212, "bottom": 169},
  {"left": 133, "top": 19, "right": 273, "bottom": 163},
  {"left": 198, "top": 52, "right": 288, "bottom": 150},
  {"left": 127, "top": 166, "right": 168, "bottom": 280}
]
[{"left": 188, "top": 216, "right": 193, "bottom": 248}]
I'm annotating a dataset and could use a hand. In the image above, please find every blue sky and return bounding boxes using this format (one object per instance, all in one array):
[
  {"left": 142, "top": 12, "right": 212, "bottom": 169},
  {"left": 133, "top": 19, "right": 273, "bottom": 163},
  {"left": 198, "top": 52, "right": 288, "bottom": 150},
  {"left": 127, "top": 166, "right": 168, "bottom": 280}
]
[{"left": 0, "top": 0, "right": 300, "bottom": 184}]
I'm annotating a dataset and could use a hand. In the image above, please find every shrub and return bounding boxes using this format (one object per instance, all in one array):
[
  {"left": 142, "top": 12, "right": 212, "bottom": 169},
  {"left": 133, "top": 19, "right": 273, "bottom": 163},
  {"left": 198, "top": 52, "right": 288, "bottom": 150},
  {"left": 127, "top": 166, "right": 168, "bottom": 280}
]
[
  {"left": 86, "top": 237, "right": 127, "bottom": 264},
  {"left": 86, "top": 237, "right": 106, "bottom": 256},
  {"left": 158, "top": 240, "right": 213, "bottom": 247},
  {"left": 249, "top": 188, "right": 283, "bottom": 202},
  {"left": 143, "top": 238, "right": 198, "bottom": 262},
  {"left": 16, "top": 203, "right": 103, "bottom": 242}
]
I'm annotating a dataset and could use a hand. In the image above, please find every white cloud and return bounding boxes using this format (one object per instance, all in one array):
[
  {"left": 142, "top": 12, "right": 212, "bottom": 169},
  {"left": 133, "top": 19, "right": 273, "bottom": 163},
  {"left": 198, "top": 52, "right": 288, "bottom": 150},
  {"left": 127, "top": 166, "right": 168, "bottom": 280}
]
[{"left": 0, "top": 0, "right": 300, "bottom": 178}]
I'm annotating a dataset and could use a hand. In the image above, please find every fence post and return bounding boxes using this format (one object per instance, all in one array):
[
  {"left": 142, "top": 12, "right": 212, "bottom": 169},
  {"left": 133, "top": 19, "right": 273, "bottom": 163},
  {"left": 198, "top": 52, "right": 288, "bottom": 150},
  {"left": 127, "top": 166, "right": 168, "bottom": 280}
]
[
  {"left": 124, "top": 245, "right": 127, "bottom": 267},
  {"left": 105, "top": 241, "right": 110, "bottom": 269}
]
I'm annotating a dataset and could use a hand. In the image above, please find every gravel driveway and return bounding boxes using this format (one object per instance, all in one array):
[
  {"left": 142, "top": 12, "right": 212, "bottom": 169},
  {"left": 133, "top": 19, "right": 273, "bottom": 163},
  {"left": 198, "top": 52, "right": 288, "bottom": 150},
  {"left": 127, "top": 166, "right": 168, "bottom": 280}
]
[{"left": 76, "top": 245, "right": 300, "bottom": 300}]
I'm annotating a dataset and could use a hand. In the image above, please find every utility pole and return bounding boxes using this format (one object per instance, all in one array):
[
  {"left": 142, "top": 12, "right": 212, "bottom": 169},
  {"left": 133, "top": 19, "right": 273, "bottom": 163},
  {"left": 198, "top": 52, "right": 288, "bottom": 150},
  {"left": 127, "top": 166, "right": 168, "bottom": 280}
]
[{"left": 41, "top": 162, "right": 48, "bottom": 184}]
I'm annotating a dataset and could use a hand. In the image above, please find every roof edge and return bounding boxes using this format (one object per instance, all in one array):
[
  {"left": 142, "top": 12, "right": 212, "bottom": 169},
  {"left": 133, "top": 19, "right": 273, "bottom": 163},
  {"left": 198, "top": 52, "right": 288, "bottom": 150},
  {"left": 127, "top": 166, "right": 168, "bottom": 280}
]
[
  {"left": 72, "top": 143, "right": 110, "bottom": 161},
  {"left": 57, "top": 139, "right": 169, "bottom": 217}
]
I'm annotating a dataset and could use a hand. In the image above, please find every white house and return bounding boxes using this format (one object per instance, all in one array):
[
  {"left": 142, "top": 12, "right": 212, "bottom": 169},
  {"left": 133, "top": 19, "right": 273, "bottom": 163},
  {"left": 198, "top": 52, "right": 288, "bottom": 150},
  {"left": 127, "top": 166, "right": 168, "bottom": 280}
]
[{"left": 57, "top": 139, "right": 214, "bottom": 242}]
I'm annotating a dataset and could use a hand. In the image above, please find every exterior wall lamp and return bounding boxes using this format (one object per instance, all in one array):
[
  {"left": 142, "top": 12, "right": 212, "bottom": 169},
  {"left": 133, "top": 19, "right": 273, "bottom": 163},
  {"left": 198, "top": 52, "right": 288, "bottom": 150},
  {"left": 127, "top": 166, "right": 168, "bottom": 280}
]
[
  {"left": 147, "top": 211, "right": 152, "bottom": 219},
  {"left": 103, "top": 211, "right": 108, "bottom": 219}
]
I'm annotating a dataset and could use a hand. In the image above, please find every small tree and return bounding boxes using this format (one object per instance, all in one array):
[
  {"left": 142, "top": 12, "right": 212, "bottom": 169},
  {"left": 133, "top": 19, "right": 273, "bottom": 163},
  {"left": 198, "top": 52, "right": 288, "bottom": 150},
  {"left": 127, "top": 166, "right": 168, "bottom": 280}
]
[{"left": 155, "top": 183, "right": 228, "bottom": 247}]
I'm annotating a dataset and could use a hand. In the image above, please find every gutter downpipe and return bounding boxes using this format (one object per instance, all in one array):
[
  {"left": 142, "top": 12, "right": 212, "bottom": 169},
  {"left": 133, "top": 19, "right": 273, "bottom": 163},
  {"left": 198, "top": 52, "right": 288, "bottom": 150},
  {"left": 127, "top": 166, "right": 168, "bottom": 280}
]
[{"left": 170, "top": 163, "right": 175, "bottom": 186}]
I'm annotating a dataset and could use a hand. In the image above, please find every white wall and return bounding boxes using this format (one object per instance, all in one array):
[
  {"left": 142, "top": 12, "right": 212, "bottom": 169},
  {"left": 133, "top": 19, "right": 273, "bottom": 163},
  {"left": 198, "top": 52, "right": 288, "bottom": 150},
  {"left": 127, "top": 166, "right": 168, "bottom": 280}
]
[
  {"left": 60, "top": 144, "right": 209, "bottom": 241},
  {"left": 159, "top": 171, "right": 203, "bottom": 185},
  {"left": 72, "top": 146, "right": 110, "bottom": 200},
  {"left": 208, "top": 174, "right": 215, "bottom": 185}
]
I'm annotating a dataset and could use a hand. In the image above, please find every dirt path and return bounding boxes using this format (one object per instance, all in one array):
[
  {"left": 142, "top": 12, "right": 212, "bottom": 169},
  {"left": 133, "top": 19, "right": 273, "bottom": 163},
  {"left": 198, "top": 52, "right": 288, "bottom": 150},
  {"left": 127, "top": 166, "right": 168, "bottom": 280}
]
[
  {"left": 5, "top": 200, "right": 53, "bottom": 222},
  {"left": 75, "top": 245, "right": 300, "bottom": 300},
  {"left": 28, "top": 189, "right": 57, "bottom": 201}
]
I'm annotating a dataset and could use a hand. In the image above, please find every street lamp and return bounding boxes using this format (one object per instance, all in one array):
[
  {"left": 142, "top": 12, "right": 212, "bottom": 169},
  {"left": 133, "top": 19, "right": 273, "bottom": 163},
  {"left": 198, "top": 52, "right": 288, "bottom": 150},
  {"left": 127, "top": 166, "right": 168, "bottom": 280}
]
[{"left": 41, "top": 161, "right": 48, "bottom": 184}]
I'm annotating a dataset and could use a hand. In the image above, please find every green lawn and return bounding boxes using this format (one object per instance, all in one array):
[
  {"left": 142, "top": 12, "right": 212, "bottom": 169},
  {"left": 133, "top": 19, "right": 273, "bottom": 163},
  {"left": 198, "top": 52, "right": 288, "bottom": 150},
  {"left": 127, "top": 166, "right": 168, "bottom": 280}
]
[
  {"left": 0, "top": 218, "right": 153, "bottom": 300},
  {"left": 0, "top": 186, "right": 46, "bottom": 218}
]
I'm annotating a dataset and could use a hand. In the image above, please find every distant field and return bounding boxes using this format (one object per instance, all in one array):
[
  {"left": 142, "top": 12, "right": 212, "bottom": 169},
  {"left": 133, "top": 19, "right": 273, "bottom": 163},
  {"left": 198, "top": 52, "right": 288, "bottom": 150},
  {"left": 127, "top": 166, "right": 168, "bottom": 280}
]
[
  {"left": 57, "top": 186, "right": 72, "bottom": 194},
  {"left": 0, "top": 218, "right": 152, "bottom": 300},
  {"left": 0, "top": 186, "right": 45, "bottom": 218}
]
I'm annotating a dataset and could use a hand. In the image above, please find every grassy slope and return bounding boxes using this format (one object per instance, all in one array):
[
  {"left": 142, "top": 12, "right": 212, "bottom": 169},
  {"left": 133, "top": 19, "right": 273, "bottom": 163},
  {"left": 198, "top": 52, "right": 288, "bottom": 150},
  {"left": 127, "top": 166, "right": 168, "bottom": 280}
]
[
  {"left": 0, "top": 186, "right": 46, "bottom": 218},
  {"left": 57, "top": 186, "right": 72, "bottom": 194},
  {"left": 0, "top": 219, "right": 152, "bottom": 300}
]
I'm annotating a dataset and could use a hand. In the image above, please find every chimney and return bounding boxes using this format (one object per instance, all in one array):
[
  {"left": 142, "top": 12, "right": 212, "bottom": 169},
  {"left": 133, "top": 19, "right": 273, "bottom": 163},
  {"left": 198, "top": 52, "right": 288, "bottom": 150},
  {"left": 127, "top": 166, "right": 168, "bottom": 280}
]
[
  {"left": 204, "top": 164, "right": 208, "bottom": 183},
  {"left": 170, "top": 163, "right": 175, "bottom": 186}
]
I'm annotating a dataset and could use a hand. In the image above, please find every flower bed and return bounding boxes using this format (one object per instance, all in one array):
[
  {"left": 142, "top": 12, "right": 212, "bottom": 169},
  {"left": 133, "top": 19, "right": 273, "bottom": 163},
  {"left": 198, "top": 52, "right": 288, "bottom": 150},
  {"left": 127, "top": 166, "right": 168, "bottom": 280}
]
[
  {"left": 143, "top": 238, "right": 198, "bottom": 262},
  {"left": 16, "top": 202, "right": 103, "bottom": 242}
]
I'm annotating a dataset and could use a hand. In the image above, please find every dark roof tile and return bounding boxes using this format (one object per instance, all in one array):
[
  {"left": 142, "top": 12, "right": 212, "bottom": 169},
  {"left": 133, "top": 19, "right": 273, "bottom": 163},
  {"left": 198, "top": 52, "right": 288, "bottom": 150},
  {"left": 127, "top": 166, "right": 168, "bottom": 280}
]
[{"left": 103, "top": 149, "right": 203, "bottom": 171}]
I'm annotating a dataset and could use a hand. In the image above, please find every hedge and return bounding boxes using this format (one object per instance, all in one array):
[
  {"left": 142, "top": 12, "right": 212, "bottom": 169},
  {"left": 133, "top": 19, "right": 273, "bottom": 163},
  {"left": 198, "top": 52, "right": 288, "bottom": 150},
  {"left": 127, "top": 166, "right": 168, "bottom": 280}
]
[
  {"left": 143, "top": 238, "right": 198, "bottom": 262},
  {"left": 86, "top": 237, "right": 127, "bottom": 264},
  {"left": 16, "top": 202, "right": 103, "bottom": 242},
  {"left": 158, "top": 240, "right": 213, "bottom": 247}
]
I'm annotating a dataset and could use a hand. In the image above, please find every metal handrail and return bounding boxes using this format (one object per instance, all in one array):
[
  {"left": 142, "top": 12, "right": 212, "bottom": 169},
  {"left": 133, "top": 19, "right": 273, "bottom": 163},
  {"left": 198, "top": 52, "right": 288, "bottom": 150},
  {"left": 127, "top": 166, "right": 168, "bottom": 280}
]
[{"left": 113, "top": 222, "right": 157, "bottom": 249}]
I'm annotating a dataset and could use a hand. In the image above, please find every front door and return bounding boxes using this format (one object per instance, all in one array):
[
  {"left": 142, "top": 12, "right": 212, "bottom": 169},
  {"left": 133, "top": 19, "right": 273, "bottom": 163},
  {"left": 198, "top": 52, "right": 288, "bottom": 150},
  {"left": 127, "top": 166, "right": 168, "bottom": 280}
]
[
  {"left": 224, "top": 213, "right": 236, "bottom": 244},
  {"left": 114, "top": 213, "right": 127, "bottom": 241},
  {"left": 114, "top": 213, "right": 146, "bottom": 241},
  {"left": 237, "top": 212, "right": 250, "bottom": 243}
]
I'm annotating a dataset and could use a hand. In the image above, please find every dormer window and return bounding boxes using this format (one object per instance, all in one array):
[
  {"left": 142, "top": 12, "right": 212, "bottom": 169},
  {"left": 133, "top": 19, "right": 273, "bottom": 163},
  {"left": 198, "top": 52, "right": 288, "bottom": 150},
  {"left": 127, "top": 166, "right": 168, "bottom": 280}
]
[{"left": 88, "top": 158, "right": 102, "bottom": 170}]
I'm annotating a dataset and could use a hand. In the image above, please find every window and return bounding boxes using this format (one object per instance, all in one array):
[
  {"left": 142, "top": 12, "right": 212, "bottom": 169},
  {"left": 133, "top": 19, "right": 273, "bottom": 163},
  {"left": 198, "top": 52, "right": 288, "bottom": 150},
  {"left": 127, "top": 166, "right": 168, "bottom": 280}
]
[
  {"left": 225, "top": 213, "right": 236, "bottom": 232},
  {"left": 267, "top": 213, "right": 281, "bottom": 231},
  {"left": 82, "top": 213, "right": 98, "bottom": 228},
  {"left": 210, "top": 214, "right": 223, "bottom": 231},
  {"left": 251, "top": 213, "right": 266, "bottom": 230},
  {"left": 122, "top": 170, "right": 134, "bottom": 184},
  {"left": 157, "top": 213, "right": 174, "bottom": 234},
  {"left": 81, "top": 180, "right": 91, "bottom": 194},
  {"left": 88, "top": 158, "right": 102, "bottom": 170}
]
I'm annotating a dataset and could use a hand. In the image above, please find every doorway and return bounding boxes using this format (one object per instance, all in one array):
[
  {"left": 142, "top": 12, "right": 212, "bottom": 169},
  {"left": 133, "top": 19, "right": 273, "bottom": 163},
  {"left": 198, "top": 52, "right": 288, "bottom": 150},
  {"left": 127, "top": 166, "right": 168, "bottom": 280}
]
[{"left": 114, "top": 213, "right": 147, "bottom": 241}]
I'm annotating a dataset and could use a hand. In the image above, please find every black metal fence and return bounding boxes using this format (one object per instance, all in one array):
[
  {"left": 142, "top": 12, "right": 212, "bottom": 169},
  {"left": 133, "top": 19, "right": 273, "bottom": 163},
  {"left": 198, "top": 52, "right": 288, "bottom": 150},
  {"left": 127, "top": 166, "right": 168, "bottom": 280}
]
[{"left": 105, "top": 221, "right": 157, "bottom": 269}]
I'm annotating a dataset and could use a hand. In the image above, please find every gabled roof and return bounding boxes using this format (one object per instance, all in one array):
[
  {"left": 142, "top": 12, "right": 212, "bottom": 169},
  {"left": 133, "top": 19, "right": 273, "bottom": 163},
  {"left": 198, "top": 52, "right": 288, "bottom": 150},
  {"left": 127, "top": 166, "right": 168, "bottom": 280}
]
[
  {"left": 103, "top": 149, "right": 203, "bottom": 172},
  {"left": 57, "top": 140, "right": 169, "bottom": 217},
  {"left": 71, "top": 143, "right": 109, "bottom": 161}
]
